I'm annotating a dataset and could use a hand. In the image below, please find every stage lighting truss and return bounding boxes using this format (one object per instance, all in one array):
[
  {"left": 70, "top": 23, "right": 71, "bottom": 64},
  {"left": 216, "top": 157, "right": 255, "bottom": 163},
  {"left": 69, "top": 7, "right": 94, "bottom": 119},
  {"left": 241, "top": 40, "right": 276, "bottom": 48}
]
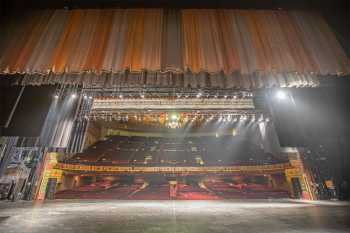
[
  {"left": 91, "top": 97, "right": 255, "bottom": 111},
  {"left": 86, "top": 110, "right": 269, "bottom": 126},
  {"left": 76, "top": 88, "right": 272, "bottom": 128},
  {"left": 81, "top": 88, "right": 253, "bottom": 101}
]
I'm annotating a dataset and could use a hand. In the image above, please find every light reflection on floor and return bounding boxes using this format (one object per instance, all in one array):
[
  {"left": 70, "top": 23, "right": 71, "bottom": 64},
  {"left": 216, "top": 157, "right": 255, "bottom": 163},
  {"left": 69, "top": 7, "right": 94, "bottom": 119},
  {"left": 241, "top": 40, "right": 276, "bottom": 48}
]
[{"left": 0, "top": 199, "right": 349, "bottom": 233}]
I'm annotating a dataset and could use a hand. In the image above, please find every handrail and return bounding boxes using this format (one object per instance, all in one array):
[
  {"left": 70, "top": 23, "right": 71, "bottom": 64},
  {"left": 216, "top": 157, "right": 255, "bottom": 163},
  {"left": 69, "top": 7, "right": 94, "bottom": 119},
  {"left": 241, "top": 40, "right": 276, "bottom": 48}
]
[{"left": 56, "top": 162, "right": 292, "bottom": 174}]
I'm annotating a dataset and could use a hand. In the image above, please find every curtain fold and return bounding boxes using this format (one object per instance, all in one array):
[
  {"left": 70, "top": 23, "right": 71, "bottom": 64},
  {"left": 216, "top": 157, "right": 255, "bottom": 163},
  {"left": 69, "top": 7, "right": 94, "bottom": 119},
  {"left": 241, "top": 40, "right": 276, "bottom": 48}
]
[
  {"left": 161, "top": 9, "right": 183, "bottom": 72},
  {"left": 1, "top": 9, "right": 349, "bottom": 88},
  {"left": 17, "top": 71, "right": 320, "bottom": 89}
]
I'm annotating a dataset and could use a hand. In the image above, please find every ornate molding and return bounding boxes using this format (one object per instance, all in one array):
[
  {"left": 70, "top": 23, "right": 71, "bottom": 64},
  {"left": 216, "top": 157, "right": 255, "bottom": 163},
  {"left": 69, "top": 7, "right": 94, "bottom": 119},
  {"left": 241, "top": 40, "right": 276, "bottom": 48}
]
[{"left": 57, "top": 163, "right": 291, "bottom": 174}]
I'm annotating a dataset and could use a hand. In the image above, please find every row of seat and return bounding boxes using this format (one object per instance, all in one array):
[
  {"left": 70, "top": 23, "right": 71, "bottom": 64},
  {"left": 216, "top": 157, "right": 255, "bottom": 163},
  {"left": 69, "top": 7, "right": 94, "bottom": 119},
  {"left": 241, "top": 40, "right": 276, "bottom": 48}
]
[
  {"left": 55, "top": 180, "right": 289, "bottom": 200},
  {"left": 68, "top": 135, "right": 287, "bottom": 166}
]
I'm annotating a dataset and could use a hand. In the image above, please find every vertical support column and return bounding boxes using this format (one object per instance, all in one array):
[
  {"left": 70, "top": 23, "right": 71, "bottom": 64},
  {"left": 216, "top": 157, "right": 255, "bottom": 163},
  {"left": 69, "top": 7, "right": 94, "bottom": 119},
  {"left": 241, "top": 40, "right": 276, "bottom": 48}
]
[
  {"left": 0, "top": 137, "right": 18, "bottom": 177},
  {"left": 5, "top": 86, "right": 25, "bottom": 128},
  {"left": 267, "top": 175, "right": 277, "bottom": 189},
  {"left": 35, "top": 152, "right": 62, "bottom": 200},
  {"left": 283, "top": 147, "right": 317, "bottom": 200},
  {"left": 73, "top": 175, "right": 81, "bottom": 188},
  {"left": 91, "top": 175, "right": 97, "bottom": 184},
  {"left": 169, "top": 180, "right": 178, "bottom": 199}
]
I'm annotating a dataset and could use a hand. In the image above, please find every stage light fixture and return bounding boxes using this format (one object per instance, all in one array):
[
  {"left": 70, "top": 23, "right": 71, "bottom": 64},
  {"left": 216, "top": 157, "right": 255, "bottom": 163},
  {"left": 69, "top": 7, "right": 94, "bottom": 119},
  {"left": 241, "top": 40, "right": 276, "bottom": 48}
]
[
  {"left": 88, "top": 96, "right": 93, "bottom": 99},
  {"left": 71, "top": 93, "right": 77, "bottom": 99},
  {"left": 258, "top": 114, "right": 264, "bottom": 122},
  {"left": 239, "top": 115, "right": 247, "bottom": 120},
  {"left": 119, "top": 94, "right": 123, "bottom": 98},
  {"left": 53, "top": 94, "right": 59, "bottom": 99},
  {"left": 171, "top": 113, "right": 178, "bottom": 120},
  {"left": 275, "top": 90, "right": 287, "bottom": 100},
  {"left": 232, "top": 129, "right": 236, "bottom": 136}
]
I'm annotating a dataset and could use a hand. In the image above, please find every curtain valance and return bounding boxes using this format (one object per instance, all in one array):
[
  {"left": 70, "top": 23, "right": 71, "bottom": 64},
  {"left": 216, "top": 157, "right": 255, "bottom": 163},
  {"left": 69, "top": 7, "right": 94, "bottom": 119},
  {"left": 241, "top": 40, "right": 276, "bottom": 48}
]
[{"left": 0, "top": 9, "right": 349, "bottom": 88}]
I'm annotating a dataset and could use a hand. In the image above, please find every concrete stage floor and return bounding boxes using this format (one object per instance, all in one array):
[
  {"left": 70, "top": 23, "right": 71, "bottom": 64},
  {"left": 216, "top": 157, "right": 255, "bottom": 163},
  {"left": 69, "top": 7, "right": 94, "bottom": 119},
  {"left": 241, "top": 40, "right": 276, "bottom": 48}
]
[{"left": 0, "top": 199, "right": 349, "bottom": 233}]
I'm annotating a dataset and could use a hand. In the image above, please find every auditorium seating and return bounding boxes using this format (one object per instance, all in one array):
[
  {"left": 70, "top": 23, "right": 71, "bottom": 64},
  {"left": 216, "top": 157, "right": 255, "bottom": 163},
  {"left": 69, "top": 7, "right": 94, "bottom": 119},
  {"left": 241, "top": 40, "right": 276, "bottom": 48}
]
[
  {"left": 57, "top": 134, "right": 291, "bottom": 200},
  {"left": 204, "top": 180, "right": 290, "bottom": 199},
  {"left": 56, "top": 178, "right": 290, "bottom": 200},
  {"left": 128, "top": 184, "right": 170, "bottom": 200},
  {"left": 56, "top": 183, "right": 143, "bottom": 199},
  {"left": 176, "top": 184, "right": 218, "bottom": 200},
  {"left": 67, "top": 135, "right": 288, "bottom": 166}
]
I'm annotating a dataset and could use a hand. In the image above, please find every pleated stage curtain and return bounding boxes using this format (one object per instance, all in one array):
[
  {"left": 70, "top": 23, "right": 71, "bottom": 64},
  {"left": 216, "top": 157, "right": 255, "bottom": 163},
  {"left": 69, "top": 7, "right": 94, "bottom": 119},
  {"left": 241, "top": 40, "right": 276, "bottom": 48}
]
[{"left": 0, "top": 9, "right": 349, "bottom": 88}]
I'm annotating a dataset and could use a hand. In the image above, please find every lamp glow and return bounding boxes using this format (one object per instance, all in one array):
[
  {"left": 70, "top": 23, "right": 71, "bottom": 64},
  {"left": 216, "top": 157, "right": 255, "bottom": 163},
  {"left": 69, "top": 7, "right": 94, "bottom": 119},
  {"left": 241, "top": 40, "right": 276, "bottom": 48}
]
[
  {"left": 171, "top": 114, "right": 178, "bottom": 120},
  {"left": 275, "top": 90, "right": 287, "bottom": 100}
]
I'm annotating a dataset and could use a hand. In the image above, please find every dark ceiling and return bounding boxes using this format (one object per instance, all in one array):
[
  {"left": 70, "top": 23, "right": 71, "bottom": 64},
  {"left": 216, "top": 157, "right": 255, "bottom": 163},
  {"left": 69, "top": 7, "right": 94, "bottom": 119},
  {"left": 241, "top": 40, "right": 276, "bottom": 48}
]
[{"left": 0, "top": 0, "right": 347, "bottom": 10}]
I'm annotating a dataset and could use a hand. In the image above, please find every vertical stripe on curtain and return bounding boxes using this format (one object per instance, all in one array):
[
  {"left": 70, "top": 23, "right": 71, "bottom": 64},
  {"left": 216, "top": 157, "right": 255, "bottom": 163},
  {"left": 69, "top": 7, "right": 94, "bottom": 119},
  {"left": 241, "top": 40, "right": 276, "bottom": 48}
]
[{"left": 161, "top": 9, "right": 183, "bottom": 72}]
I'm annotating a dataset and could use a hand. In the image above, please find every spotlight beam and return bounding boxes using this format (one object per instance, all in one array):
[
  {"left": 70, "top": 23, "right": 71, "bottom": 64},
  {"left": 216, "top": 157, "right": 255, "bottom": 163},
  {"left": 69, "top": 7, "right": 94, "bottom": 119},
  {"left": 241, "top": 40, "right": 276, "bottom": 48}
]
[{"left": 275, "top": 90, "right": 287, "bottom": 100}]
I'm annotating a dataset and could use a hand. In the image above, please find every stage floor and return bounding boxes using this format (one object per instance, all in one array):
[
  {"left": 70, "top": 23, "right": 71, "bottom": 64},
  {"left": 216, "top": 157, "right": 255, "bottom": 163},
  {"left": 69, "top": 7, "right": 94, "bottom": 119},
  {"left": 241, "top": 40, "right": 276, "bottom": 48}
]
[{"left": 0, "top": 199, "right": 349, "bottom": 233}]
